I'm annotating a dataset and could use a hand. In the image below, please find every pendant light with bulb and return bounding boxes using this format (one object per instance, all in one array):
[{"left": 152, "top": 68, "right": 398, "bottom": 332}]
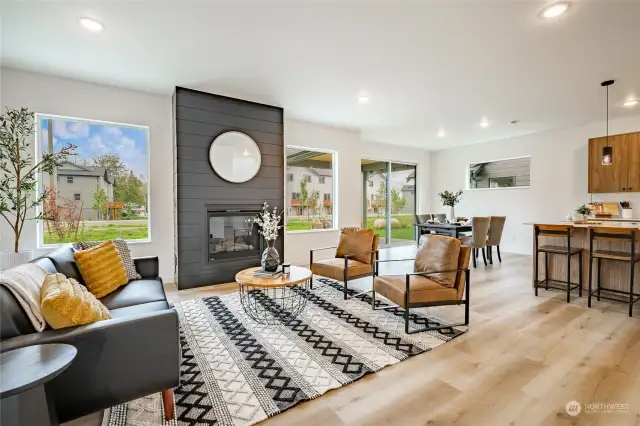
[{"left": 601, "top": 79, "right": 615, "bottom": 166}]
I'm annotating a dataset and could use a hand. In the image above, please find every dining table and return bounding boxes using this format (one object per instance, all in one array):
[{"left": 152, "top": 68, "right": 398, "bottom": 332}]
[{"left": 415, "top": 222, "right": 472, "bottom": 244}]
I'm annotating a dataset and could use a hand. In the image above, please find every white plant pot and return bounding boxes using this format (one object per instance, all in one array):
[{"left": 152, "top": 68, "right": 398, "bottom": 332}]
[
  {"left": 571, "top": 212, "right": 585, "bottom": 222},
  {"left": 622, "top": 208, "right": 633, "bottom": 219},
  {"left": 0, "top": 250, "right": 35, "bottom": 271}
]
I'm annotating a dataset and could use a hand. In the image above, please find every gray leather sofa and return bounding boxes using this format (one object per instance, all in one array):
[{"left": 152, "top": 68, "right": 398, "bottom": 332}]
[{"left": 0, "top": 244, "right": 180, "bottom": 423}]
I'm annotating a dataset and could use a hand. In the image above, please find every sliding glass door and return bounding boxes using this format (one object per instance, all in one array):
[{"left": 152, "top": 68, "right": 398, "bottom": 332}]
[{"left": 361, "top": 159, "right": 417, "bottom": 246}]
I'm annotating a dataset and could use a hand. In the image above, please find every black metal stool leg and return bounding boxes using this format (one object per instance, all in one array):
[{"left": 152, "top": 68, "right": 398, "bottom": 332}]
[
  {"left": 497, "top": 245, "right": 502, "bottom": 262},
  {"left": 482, "top": 248, "right": 487, "bottom": 266},
  {"left": 588, "top": 254, "right": 593, "bottom": 308},
  {"left": 630, "top": 261, "right": 635, "bottom": 317},
  {"left": 545, "top": 253, "right": 549, "bottom": 290},
  {"left": 597, "top": 258, "right": 602, "bottom": 301},
  {"left": 578, "top": 251, "right": 583, "bottom": 298},
  {"left": 566, "top": 249, "right": 571, "bottom": 303},
  {"left": 534, "top": 251, "right": 539, "bottom": 296}
]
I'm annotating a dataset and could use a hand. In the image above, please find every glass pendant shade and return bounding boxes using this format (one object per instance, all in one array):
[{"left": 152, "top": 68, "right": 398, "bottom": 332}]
[{"left": 602, "top": 145, "right": 613, "bottom": 166}]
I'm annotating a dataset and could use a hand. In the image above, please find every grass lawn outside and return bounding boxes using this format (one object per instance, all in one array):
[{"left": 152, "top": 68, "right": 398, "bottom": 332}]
[
  {"left": 43, "top": 223, "right": 149, "bottom": 244},
  {"left": 286, "top": 214, "right": 416, "bottom": 241}
]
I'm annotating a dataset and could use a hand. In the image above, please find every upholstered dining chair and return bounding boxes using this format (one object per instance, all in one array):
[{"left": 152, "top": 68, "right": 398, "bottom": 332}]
[
  {"left": 310, "top": 227, "right": 379, "bottom": 299},
  {"left": 415, "top": 214, "right": 432, "bottom": 224},
  {"left": 486, "top": 216, "right": 506, "bottom": 264},
  {"left": 460, "top": 216, "right": 491, "bottom": 268},
  {"left": 372, "top": 234, "right": 471, "bottom": 334}
]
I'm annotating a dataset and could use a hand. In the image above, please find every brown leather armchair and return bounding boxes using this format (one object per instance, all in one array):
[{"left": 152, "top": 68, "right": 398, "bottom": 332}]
[
  {"left": 310, "top": 227, "right": 379, "bottom": 299},
  {"left": 372, "top": 235, "right": 471, "bottom": 334}
]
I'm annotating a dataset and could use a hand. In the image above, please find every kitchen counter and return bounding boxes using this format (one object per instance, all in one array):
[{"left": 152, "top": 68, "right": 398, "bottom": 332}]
[{"left": 529, "top": 222, "right": 640, "bottom": 294}]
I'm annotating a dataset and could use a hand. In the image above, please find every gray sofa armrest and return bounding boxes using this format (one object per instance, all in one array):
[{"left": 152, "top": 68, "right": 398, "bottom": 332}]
[
  {"left": 134, "top": 256, "right": 159, "bottom": 279},
  {"left": 0, "top": 308, "right": 180, "bottom": 423}
]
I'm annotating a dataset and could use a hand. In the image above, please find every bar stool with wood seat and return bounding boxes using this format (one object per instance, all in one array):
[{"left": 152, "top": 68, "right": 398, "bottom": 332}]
[
  {"left": 588, "top": 227, "right": 640, "bottom": 317},
  {"left": 534, "top": 225, "right": 582, "bottom": 303}
]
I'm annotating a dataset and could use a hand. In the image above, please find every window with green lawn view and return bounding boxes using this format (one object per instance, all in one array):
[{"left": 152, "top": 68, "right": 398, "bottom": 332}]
[
  {"left": 37, "top": 115, "right": 150, "bottom": 246},
  {"left": 286, "top": 147, "right": 335, "bottom": 231}
]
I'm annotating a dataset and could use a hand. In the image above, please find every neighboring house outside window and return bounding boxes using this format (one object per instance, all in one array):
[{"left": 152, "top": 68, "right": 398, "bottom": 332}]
[
  {"left": 38, "top": 115, "right": 150, "bottom": 246},
  {"left": 285, "top": 147, "right": 336, "bottom": 230}
]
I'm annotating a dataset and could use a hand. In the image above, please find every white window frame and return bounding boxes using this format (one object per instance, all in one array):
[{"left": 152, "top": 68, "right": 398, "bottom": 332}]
[
  {"left": 35, "top": 113, "right": 152, "bottom": 248},
  {"left": 285, "top": 146, "right": 338, "bottom": 234},
  {"left": 66, "top": 176, "right": 74, "bottom": 184},
  {"left": 466, "top": 155, "right": 531, "bottom": 191}
]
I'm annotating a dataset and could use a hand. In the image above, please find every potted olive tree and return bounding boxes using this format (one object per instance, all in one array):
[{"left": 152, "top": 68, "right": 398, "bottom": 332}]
[{"left": 0, "top": 108, "right": 74, "bottom": 269}]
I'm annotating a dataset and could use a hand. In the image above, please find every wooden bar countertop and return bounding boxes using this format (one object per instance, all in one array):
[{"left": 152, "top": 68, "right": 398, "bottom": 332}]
[{"left": 528, "top": 221, "right": 640, "bottom": 293}]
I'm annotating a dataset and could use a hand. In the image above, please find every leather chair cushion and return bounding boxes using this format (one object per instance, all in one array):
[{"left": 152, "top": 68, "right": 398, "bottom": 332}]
[
  {"left": 0, "top": 286, "right": 36, "bottom": 339},
  {"left": 100, "top": 279, "right": 167, "bottom": 310},
  {"left": 374, "top": 275, "right": 458, "bottom": 308},
  {"left": 336, "top": 228, "right": 374, "bottom": 264},
  {"left": 414, "top": 234, "right": 461, "bottom": 287},
  {"left": 45, "top": 244, "right": 83, "bottom": 282},
  {"left": 108, "top": 301, "right": 170, "bottom": 319},
  {"left": 312, "top": 258, "right": 372, "bottom": 281}
]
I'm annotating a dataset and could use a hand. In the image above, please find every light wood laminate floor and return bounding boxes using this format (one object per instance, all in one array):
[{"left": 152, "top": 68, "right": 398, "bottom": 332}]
[{"left": 67, "top": 246, "right": 640, "bottom": 426}]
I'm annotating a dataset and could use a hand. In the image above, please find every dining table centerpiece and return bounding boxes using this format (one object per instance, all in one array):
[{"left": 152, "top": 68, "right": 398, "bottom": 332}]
[
  {"left": 438, "top": 189, "right": 463, "bottom": 221},
  {"left": 248, "top": 202, "right": 284, "bottom": 272}
]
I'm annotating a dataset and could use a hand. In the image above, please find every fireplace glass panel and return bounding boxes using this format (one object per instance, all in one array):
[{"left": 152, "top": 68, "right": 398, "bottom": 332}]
[{"left": 208, "top": 212, "right": 261, "bottom": 261}]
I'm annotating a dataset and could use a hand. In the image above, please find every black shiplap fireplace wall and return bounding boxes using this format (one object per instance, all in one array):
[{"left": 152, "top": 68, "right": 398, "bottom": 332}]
[{"left": 173, "top": 87, "right": 284, "bottom": 289}]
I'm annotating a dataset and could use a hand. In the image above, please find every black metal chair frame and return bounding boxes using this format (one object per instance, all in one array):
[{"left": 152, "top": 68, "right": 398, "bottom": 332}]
[
  {"left": 534, "top": 226, "right": 583, "bottom": 303},
  {"left": 588, "top": 229, "right": 640, "bottom": 317},
  {"left": 310, "top": 247, "right": 379, "bottom": 299},
  {"left": 372, "top": 258, "right": 470, "bottom": 334}
]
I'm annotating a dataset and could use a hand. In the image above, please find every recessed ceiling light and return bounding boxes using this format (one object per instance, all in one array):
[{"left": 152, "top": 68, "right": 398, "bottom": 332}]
[
  {"left": 79, "top": 17, "right": 104, "bottom": 32},
  {"left": 357, "top": 91, "right": 370, "bottom": 105},
  {"left": 437, "top": 129, "right": 446, "bottom": 137},
  {"left": 540, "top": 2, "right": 570, "bottom": 19},
  {"left": 624, "top": 99, "right": 638, "bottom": 107},
  {"left": 480, "top": 120, "right": 490, "bottom": 128}
]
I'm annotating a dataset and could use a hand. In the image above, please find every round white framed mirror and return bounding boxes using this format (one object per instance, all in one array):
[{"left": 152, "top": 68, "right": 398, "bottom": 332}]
[{"left": 209, "top": 131, "right": 261, "bottom": 183}]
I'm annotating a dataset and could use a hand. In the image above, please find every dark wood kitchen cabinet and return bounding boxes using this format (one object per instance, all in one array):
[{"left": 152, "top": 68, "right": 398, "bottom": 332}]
[{"left": 589, "top": 132, "right": 640, "bottom": 193}]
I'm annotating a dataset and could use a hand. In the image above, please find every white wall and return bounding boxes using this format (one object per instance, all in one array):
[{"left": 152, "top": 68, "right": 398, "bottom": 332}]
[
  {"left": 283, "top": 120, "right": 432, "bottom": 266},
  {"left": 430, "top": 115, "right": 640, "bottom": 255},
  {"left": 1, "top": 68, "right": 433, "bottom": 277},
  {"left": 0, "top": 68, "right": 174, "bottom": 281}
]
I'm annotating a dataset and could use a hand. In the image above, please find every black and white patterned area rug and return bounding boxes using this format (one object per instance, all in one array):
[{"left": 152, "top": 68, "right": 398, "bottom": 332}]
[{"left": 103, "top": 278, "right": 466, "bottom": 426}]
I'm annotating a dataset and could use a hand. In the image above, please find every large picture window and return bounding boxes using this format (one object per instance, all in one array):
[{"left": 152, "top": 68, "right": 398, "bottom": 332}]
[
  {"left": 37, "top": 115, "right": 150, "bottom": 246},
  {"left": 285, "top": 147, "right": 336, "bottom": 231}
]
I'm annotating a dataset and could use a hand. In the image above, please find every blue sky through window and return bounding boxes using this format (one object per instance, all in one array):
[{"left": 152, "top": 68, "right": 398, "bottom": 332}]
[{"left": 40, "top": 117, "right": 149, "bottom": 180}]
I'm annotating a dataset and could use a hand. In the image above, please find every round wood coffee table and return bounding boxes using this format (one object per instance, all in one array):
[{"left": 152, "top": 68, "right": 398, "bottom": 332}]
[{"left": 236, "top": 266, "right": 312, "bottom": 325}]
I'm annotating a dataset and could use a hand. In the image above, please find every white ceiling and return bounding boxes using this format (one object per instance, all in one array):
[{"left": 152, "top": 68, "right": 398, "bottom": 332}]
[{"left": 2, "top": 1, "right": 639, "bottom": 150}]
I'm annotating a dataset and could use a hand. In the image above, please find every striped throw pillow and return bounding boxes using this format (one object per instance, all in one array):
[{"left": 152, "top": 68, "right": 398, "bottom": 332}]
[
  {"left": 73, "top": 241, "right": 128, "bottom": 298},
  {"left": 73, "top": 238, "right": 140, "bottom": 281},
  {"left": 41, "top": 273, "right": 111, "bottom": 329}
]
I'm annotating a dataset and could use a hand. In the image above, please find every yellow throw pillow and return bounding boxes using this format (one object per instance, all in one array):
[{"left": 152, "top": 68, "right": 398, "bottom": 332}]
[
  {"left": 41, "top": 273, "right": 112, "bottom": 329},
  {"left": 73, "top": 241, "right": 128, "bottom": 298}
]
